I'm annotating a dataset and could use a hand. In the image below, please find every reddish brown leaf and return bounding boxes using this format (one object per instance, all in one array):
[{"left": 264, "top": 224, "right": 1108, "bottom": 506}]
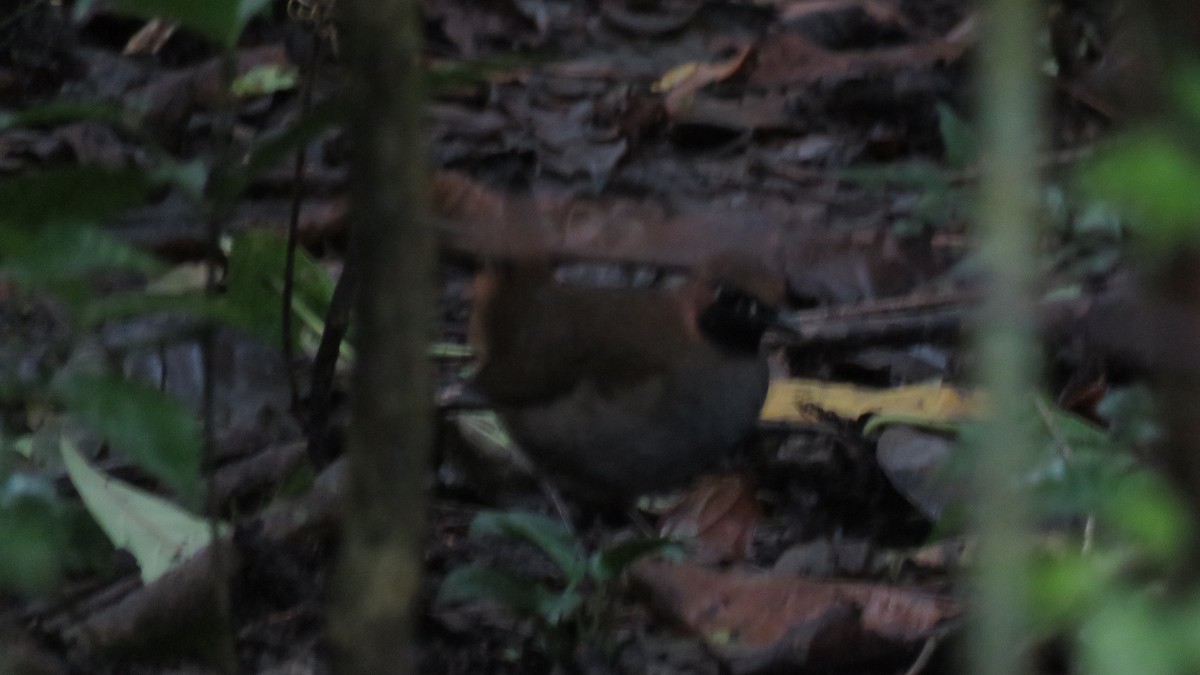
[
  {"left": 659, "top": 474, "right": 761, "bottom": 563},
  {"left": 631, "top": 560, "right": 960, "bottom": 670},
  {"left": 658, "top": 47, "right": 752, "bottom": 118},
  {"left": 748, "top": 29, "right": 972, "bottom": 88}
]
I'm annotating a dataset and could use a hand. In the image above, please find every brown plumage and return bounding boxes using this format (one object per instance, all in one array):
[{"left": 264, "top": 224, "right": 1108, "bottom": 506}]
[{"left": 470, "top": 255, "right": 784, "bottom": 504}]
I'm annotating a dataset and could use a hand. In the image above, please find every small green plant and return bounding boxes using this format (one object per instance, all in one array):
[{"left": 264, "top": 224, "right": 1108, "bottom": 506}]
[
  {"left": 437, "top": 509, "right": 680, "bottom": 662},
  {"left": 1028, "top": 58, "right": 1200, "bottom": 675},
  {"left": 0, "top": 0, "right": 337, "bottom": 594},
  {"left": 977, "top": 386, "right": 1197, "bottom": 674}
]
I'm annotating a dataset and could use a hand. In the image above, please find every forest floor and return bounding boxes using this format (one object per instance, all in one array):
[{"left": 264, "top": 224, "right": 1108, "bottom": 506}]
[{"left": 0, "top": 0, "right": 1127, "bottom": 672}]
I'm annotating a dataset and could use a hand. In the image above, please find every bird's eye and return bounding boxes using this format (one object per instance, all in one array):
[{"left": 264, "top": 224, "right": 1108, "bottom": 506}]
[
  {"left": 714, "top": 285, "right": 762, "bottom": 318},
  {"left": 699, "top": 284, "right": 776, "bottom": 354}
]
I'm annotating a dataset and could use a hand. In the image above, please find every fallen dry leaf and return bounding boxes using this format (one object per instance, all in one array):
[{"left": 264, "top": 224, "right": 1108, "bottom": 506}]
[
  {"left": 632, "top": 559, "right": 960, "bottom": 670},
  {"left": 748, "top": 26, "right": 972, "bottom": 89},
  {"left": 658, "top": 474, "right": 761, "bottom": 563},
  {"left": 760, "top": 378, "right": 982, "bottom": 425},
  {"left": 656, "top": 47, "right": 752, "bottom": 118}
]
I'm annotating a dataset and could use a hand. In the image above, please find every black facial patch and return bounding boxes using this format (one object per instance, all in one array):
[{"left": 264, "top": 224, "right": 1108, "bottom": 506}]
[{"left": 697, "top": 284, "right": 777, "bottom": 355}]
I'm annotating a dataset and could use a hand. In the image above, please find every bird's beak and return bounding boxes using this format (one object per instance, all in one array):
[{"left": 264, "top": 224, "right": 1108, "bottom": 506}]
[{"left": 765, "top": 310, "right": 804, "bottom": 339}]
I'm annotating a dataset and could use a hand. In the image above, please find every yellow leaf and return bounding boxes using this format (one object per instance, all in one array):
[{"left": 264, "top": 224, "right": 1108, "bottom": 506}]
[
  {"left": 654, "top": 62, "right": 699, "bottom": 92},
  {"left": 760, "top": 379, "right": 983, "bottom": 425}
]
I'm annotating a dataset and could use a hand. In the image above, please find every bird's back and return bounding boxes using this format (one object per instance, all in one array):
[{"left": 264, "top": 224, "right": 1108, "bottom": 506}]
[{"left": 470, "top": 260, "right": 773, "bottom": 502}]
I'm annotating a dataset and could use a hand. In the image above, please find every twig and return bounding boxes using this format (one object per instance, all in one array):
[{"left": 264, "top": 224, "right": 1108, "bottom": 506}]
[
  {"left": 282, "top": 19, "right": 325, "bottom": 411},
  {"left": 199, "top": 50, "right": 242, "bottom": 675},
  {"left": 305, "top": 263, "right": 357, "bottom": 467},
  {"left": 768, "top": 291, "right": 972, "bottom": 346},
  {"left": 904, "top": 630, "right": 943, "bottom": 675}
]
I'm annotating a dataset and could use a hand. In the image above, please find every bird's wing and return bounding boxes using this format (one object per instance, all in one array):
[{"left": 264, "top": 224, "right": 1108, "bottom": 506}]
[{"left": 474, "top": 285, "right": 690, "bottom": 405}]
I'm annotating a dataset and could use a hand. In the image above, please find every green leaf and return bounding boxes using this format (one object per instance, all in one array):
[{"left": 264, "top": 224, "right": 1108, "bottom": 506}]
[
  {"left": 1104, "top": 472, "right": 1190, "bottom": 563},
  {"left": 0, "top": 224, "right": 165, "bottom": 289},
  {"left": 1041, "top": 402, "right": 1112, "bottom": 454},
  {"left": 1081, "top": 130, "right": 1200, "bottom": 249},
  {"left": 1027, "top": 400, "right": 1138, "bottom": 519},
  {"left": 538, "top": 588, "right": 583, "bottom": 625},
  {"left": 1172, "top": 62, "right": 1200, "bottom": 129},
  {"left": 103, "top": 0, "right": 272, "bottom": 48},
  {"left": 468, "top": 510, "right": 586, "bottom": 584},
  {"left": 936, "top": 102, "right": 977, "bottom": 169},
  {"left": 223, "top": 236, "right": 284, "bottom": 342},
  {"left": 1081, "top": 594, "right": 1184, "bottom": 675},
  {"left": 437, "top": 565, "right": 578, "bottom": 623},
  {"left": 79, "top": 291, "right": 253, "bottom": 333},
  {"left": 1096, "top": 386, "right": 1161, "bottom": 448},
  {"left": 53, "top": 374, "right": 201, "bottom": 504},
  {"left": 0, "top": 101, "right": 129, "bottom": 132},
  {"left": 0, "top": 475, "right": 69, "bottom": 592},
  {"left": 589, "top": 537, "right": 680, "bottom": 583},
  {"left": 1031, "top": 551, "right": 1122, "bottom": 627},
  {"left": 1180, "top": 601, "right": 1200, "bottom": 665},
  {"left": 9, "top": 435, "right": 34, "bottom": 459},
  {"left": 0, "top": 166, "right": 160, "bottom": 230},
  {"left": 231, "top": 64, "right": 299, "bottom": 97},
  {"left": 61, "top": 439, "right": 222, "bottom": 584},
  {"left": 223, "top": 230, "right": 335, "bottom": 344}
]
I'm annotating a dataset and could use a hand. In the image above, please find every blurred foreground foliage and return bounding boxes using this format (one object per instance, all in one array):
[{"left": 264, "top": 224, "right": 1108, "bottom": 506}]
[
  {"left": 1030, "top": 61, "right": 1200, "bottom": 675},
  {"left": 0, "top": 0, "right": 333, "bottom": 593}
]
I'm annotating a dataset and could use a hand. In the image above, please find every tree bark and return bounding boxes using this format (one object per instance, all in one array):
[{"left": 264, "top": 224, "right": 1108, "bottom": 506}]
[{"left": 331, "top": 0, "right": 433, "bottom": 670}]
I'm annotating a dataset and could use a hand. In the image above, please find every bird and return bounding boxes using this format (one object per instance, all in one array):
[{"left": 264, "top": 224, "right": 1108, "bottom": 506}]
[{"left": 468, "top": 253, "right": 786, "bottom": 505}]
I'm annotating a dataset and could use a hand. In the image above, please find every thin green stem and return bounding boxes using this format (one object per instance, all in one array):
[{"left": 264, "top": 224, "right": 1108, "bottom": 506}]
[{"left": 972, "top": 0, "right": 1043, "bottom": 673}]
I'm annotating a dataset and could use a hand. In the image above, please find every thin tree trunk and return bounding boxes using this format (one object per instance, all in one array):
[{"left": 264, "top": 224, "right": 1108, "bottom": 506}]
[
  {"left": 972, "top": 0, "right": 1042, "bottom": 672},
  {"left": 331, "top": 0, "right": 433, "bottom": 670}
]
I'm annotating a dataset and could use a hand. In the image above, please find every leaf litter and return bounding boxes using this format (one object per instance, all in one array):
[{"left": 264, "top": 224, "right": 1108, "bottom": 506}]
[{"left": 0, "top": 0, "right": 1136, "bottom": 672}]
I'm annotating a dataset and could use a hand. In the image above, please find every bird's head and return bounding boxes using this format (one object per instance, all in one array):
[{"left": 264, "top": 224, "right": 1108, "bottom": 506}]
[{"left": 686, "top": 252, "right": 788, "bottom": 355}]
